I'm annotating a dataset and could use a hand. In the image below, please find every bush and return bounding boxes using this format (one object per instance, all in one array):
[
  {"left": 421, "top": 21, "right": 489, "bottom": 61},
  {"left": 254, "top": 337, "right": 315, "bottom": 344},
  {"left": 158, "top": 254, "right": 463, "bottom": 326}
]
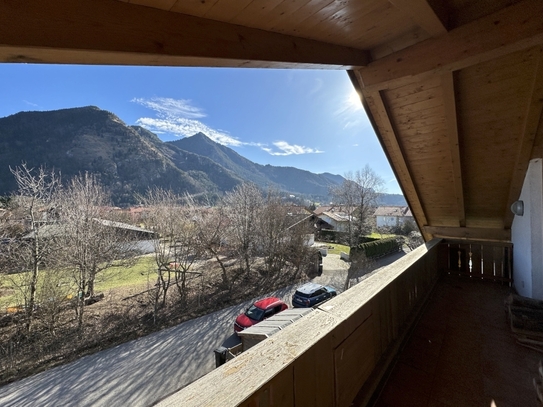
[
  {"left": 317, "top": 230, "right": 348, "bottom": 244},
  {"left": 317, "top": 231, "right": 378, "bottom": 246},
  {"left": 358, "top": 236, "right": 379, "bottom": 244},
  {"left": 350, "top": 237, "right": 402, "bottom": 259}
]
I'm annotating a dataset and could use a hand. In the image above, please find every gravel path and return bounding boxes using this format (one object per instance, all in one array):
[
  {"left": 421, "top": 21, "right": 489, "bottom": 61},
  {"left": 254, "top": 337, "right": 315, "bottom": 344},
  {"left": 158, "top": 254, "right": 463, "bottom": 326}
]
[
  {"left": 314, "top": 253, "right": 349, "bottom": 291},
  {"left": 313, "top": 245, "right": 410, "bottom": 293}
]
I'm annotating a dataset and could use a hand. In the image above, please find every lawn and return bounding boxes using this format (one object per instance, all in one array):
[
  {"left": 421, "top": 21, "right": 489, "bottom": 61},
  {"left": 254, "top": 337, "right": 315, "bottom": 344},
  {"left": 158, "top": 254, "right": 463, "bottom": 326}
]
[
  {"left": 326, "top": 243, "right": 350, "bottom": 255},
  {"left": 95, "top": 256, "right": 156, "bottom": 291},
  {"left": 0, "top": 256, "right": 158, "bottom": 311},
  {"left": 320, "top": 234, "right": 398, "bottom": 256}
]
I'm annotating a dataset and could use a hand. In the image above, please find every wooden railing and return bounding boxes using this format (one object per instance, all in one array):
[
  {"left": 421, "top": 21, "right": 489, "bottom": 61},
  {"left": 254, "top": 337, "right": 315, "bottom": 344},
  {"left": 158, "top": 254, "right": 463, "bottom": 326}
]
[
  {"left": 156, "top": 239, "right": 442, "bottom": 407},
  {"left": 438, "top": 239, "right": 513, "bottom": 283}
]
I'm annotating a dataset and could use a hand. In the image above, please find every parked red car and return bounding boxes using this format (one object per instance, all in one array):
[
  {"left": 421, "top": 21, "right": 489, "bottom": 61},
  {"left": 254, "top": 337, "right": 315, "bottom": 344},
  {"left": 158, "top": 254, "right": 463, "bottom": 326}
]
[{"left": 234, "top": 297, "right": 288, "bottom": 332}]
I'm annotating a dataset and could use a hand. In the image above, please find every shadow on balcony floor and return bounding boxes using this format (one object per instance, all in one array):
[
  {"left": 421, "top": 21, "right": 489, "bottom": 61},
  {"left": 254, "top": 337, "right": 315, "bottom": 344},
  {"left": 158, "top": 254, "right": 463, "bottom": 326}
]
[{"left": 373, "top": 274, "right": 542, "bottom": 407}]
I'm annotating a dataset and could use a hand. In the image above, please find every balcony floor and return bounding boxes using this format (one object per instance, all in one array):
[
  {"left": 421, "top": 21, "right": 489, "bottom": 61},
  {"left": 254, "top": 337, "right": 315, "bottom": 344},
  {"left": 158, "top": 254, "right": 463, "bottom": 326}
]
[{"left": 373, "top": 274, "right": 542, "bottom": 407}]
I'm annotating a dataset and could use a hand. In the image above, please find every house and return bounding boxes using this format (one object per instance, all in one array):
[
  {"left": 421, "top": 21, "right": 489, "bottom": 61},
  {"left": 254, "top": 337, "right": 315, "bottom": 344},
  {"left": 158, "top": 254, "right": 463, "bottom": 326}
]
[
  {"left": 316, "top": 210, "right": 352, "bottom": 233},
  {"left": 374, "top": 206, "right": 413, "bottom": 228},
  {"left": 5, "top": 1, "right": 543, "bottom": 406},
  {"left": 22, "top": 219, "right": 156, "bottom": 242},
  {"left": 313, "top": 206, "right": 357, "bottom": 233}
]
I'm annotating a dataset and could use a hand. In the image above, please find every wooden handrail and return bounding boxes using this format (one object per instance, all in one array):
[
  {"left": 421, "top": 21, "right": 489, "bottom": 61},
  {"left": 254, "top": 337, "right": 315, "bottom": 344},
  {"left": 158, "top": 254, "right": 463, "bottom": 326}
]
[{"left": 156, "top": 239, "right": 442, "bottom": 407}]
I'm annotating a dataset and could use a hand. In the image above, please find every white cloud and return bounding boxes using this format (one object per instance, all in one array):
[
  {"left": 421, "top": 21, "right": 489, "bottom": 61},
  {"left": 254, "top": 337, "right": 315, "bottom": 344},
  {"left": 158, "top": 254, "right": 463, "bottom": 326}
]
[
  {"left": 261, "top": 141, "right": 323, "bottom": 156},
  {"left": 132, "top": 97, "right": 243, "bottom": 146},
  {"left": 308, "top": 78, "right": 324, "bottom": 96},
  {"left": 132, "top": 96, "right": 323, "bottom": 155},
  {"left": 135, "top": 117, "right": 243, "bottom": 147},
  {"left": 23, "top": 100, "right": 39, "bottom": 107},
  {"left": 132, "top": 97, "right": 206, "bottom": 119}
]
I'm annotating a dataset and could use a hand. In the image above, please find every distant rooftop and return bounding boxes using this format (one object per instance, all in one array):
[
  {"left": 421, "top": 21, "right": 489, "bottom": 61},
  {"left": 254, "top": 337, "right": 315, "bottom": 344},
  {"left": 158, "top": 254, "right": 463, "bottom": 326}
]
[{"left": 374, "top": 206, "right": 412, "bottom": 217}]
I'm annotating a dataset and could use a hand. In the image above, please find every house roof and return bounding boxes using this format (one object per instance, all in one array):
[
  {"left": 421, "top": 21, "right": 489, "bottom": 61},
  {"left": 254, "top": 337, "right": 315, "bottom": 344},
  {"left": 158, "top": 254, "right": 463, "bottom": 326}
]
[
  {"left": 313, "top": 206, "right": 334, "bottom": 216},
  {"left": 320, "top": 211, "right": 351, "bottom": 223},
  {"left": 3, "top": 0, "right": 542, "bottom": 243},
  {"left": 93, "top": 219, "right": 156, "bottom": 235},
  {"left": 374, "top": 206, "right": 413, "bottom": 217},
  {"left": 23, "top": 219, "right": 155, "bottom": 239}
]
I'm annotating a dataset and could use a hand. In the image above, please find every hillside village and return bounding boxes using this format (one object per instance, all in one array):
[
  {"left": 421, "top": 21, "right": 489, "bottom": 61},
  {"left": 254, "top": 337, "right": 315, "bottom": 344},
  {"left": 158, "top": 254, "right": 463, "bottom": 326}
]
[
  {"left": 3, "top": 1, "right": 543, "bottom": 406},
  {"left": 0, "top": 175, "right": 419, "bottom": 384}
]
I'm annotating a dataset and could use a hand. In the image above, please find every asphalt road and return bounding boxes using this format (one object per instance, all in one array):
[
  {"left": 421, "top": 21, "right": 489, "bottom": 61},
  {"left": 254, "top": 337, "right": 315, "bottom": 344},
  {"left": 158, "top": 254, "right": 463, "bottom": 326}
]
[{"left": 0, "top": 251, "right": 403, "bottom": 407}]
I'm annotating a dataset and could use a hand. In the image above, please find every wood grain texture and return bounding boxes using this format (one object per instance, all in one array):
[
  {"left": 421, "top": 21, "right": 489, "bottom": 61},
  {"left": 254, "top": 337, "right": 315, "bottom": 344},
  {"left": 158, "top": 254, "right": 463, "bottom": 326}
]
[
  {"left": 156, "top": 240, "right": 441, "bottom": 407},
  {"left": 0, "top": 0, "right": 370, "bottom": 68},
  {"left": 358, "top": 0, "right": 543, "bottom": 91}
]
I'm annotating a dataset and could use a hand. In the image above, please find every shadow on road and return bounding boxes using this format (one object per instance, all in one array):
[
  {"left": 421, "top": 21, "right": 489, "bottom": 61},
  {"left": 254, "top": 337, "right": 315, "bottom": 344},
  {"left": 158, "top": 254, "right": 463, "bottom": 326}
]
[{"left": 0, "top": 249, "right": 409, "bottom": 407}]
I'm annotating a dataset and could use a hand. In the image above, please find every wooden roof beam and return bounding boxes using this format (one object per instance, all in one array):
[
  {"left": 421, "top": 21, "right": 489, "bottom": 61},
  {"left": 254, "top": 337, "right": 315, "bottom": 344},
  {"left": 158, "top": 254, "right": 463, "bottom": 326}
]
[
  {"left": 423, "top": 226, "right": 511, "bottom": 242},
  {"left": 504, "top": 46, "right": 543, "bottom": 227},
  {"left": 350, "top": 72, "right": 430, "bottom": 240},
  {"left": 358, "top": 0, "right": 543, "bottom": 91},
  {"left": 388, "top": 0, "right": 448, "bottom": 37},
  {"left": 441, "top": 73, "right": 465, "bottom": 227},
  {"left": 0, "top": 0, "right": 370, "bottom": 69}
]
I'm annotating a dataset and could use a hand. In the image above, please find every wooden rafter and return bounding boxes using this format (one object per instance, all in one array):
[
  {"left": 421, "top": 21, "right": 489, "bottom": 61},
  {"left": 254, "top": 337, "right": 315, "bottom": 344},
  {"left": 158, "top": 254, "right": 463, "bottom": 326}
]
[
  {"left": 358, "top": 0, "right": 543, "bottom": 91},
  {"left": 423, "top": 226, "right": 511, "bottom": 242},
  {"left": 0, "top": 0, "right": 370, "bottom": 68},
  {"left": 388, "top": 0, "right": 447, "bottom": 37},
  {"left": 351, "top": 72, "right": 430, "bottom": 240},
  {"left": 441, "top": 73, "right": 465, "bottom": 227},
  {"left": 504, "top": 46, "right": 543, "bottom": 227}
]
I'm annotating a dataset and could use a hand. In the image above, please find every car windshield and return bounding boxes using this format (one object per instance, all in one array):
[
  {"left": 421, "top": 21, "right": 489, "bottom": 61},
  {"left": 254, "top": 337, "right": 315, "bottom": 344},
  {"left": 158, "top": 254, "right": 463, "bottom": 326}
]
[
  {"left": 295, "top": 291, "right": 312, "bottom": 298},
  {"left": 245, "top": 304, "right": 265, "bottom": 321}
]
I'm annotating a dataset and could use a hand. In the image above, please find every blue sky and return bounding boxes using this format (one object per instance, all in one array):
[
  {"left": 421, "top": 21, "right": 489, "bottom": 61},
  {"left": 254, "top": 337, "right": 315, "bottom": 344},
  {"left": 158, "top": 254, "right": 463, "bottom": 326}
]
[{"left": 1, "top": 64, "right": 401, "bottom": 194}]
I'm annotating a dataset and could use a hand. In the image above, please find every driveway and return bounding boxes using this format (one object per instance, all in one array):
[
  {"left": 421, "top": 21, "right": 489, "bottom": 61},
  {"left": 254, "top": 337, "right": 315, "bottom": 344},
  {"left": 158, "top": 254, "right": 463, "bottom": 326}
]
[
  {"left": 0, "top": 288, "right": 310, "bottom": 407},
  {"left": 0, "top": 249, "right": 404, "bottom": 407}
]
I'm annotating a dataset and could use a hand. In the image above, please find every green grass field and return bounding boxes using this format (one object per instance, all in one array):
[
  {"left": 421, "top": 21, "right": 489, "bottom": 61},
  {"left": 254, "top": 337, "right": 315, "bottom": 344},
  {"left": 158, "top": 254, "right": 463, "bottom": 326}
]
[
  {"left": 321, "top": 234, "right": 398, "bottom": 256},
  {"left": 0, "top": 256, "right": 158, "bottom": 310},
  {"left": 94, "top": 256, "right": 156, "bottom": 291},
  {"left": 326, "top": 244, "right": 350, "bottom": 255}
]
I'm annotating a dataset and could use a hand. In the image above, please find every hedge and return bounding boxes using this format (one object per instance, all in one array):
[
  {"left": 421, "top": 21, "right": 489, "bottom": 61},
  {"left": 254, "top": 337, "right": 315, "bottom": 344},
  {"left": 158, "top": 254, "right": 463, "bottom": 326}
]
[
  {"left": 317, "top": 232, "right": 379, "bottom": 245},
  {"left": 350, "top": 237, "right": 401, "bottom": 259},
  {"left": 317, "top": 230, "right": 348, "bottom": 243}
]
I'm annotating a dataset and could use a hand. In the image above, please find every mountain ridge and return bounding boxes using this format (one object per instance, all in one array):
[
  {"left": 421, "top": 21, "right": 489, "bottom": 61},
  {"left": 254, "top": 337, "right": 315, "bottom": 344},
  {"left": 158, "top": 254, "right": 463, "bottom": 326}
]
[{"left": 0, "top": 106, "right": 406, "bottom": 206}]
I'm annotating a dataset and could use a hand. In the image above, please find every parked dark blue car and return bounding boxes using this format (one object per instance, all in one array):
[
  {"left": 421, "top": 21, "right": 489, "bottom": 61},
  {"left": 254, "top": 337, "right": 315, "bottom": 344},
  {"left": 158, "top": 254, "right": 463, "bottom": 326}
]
[{"left": 292, "top": 282, "right": 337, "bottom": 308}]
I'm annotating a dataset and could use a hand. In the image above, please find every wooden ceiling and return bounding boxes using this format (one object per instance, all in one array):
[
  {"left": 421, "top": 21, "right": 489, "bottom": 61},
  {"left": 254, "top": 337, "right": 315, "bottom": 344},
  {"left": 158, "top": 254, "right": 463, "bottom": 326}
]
[{"left": 2, "top": 0, "right": 543, "bottom": 242}]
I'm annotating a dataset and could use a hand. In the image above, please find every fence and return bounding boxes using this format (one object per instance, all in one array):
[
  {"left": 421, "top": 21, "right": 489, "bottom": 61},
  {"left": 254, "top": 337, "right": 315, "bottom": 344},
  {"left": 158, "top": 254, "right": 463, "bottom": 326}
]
[{"left": 438, "top": 239, "right": 512, "bottom": 283}]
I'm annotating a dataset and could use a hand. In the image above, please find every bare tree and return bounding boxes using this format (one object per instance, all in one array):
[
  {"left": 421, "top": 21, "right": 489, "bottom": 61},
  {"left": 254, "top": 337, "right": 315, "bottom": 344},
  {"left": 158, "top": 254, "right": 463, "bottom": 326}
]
[
  {"left": 344, "top": 251, "right": 375, "bottom": 291},
  {"left": 255, "top": 190, "right": 292, "bottom": 276},
  {"left": 284, "top": 215, "right": 317, "bottom": 279},
  {"left": 330, "top": 165, "right": 385, "bottom": 246},
  {"left": 8, "top": 164, "right": 61, "bottom": 330},
  {"left": 141, "top": 189, "right": 203, "bottom": 319},
  {"left": 140, "top": 188, "right": 178, "bottom": 314},
  {"left": 195, "top": 204, "right": 231, "bottom": 288},
  {"left": 56, "top": 172, "right": 133, "bottom": 331},
  {"left": 168, "top": 196, "right": 202, "bottom": 302},
  {"left": 35, "top": 267, "right": 74, "bottom": 335},
  {"left": 223, "top": 183, "right": 263, "bottom": 274}
]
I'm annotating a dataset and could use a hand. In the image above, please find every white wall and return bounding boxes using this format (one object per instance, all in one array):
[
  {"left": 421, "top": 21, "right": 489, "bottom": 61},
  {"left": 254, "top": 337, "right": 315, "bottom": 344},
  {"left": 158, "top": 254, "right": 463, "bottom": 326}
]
[
  {"left": 511, "top": 158, "right": 543, "bottom": 299},
  {"left": 376, "top": 216, "right": 398, "bottom": 227}
]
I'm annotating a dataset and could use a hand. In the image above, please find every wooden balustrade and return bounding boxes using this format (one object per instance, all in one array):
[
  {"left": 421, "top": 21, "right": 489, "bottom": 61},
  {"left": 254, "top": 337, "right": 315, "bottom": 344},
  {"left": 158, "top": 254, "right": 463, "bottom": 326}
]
[
  {"left": 156, "top": 238, "right": 442, "bottom": 407},
  {"left": 439, "top": 239, "right": 513, "bottom": 283}
]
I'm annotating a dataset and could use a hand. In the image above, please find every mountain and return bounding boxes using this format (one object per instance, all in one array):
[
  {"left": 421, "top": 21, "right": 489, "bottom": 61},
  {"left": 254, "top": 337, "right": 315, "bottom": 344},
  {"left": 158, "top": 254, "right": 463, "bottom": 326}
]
[
  {"left": 0, "top": 106, "right": 405, "bottom": 206},
  {"left": 378, "top": 193, "right": 407, "bottom": 206},
  {"left": 0, "top": 107, "right": 344, "bottom": 204},
  {"left": 0, "top": 107, "right": 242, "bottom": 204},
  {"left": 169, "top": 133, "right": 342, "bottom": 197}
]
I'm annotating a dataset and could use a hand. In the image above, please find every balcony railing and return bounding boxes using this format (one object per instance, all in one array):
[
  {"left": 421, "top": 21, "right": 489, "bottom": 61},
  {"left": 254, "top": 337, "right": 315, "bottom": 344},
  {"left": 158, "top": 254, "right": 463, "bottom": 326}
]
[
  {"left": 156, "top": 238, "right": 442, "bottom": 407},
  {"left": 439, "top": 239, "right": 513, "bottom": 283}
]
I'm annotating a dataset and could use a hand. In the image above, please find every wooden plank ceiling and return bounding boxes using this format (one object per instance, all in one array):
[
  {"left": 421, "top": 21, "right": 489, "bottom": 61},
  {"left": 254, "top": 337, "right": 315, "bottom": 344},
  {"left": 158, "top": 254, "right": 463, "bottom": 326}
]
[{"left": 1, "top": 0, "right": 543, "bottom": 242}]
